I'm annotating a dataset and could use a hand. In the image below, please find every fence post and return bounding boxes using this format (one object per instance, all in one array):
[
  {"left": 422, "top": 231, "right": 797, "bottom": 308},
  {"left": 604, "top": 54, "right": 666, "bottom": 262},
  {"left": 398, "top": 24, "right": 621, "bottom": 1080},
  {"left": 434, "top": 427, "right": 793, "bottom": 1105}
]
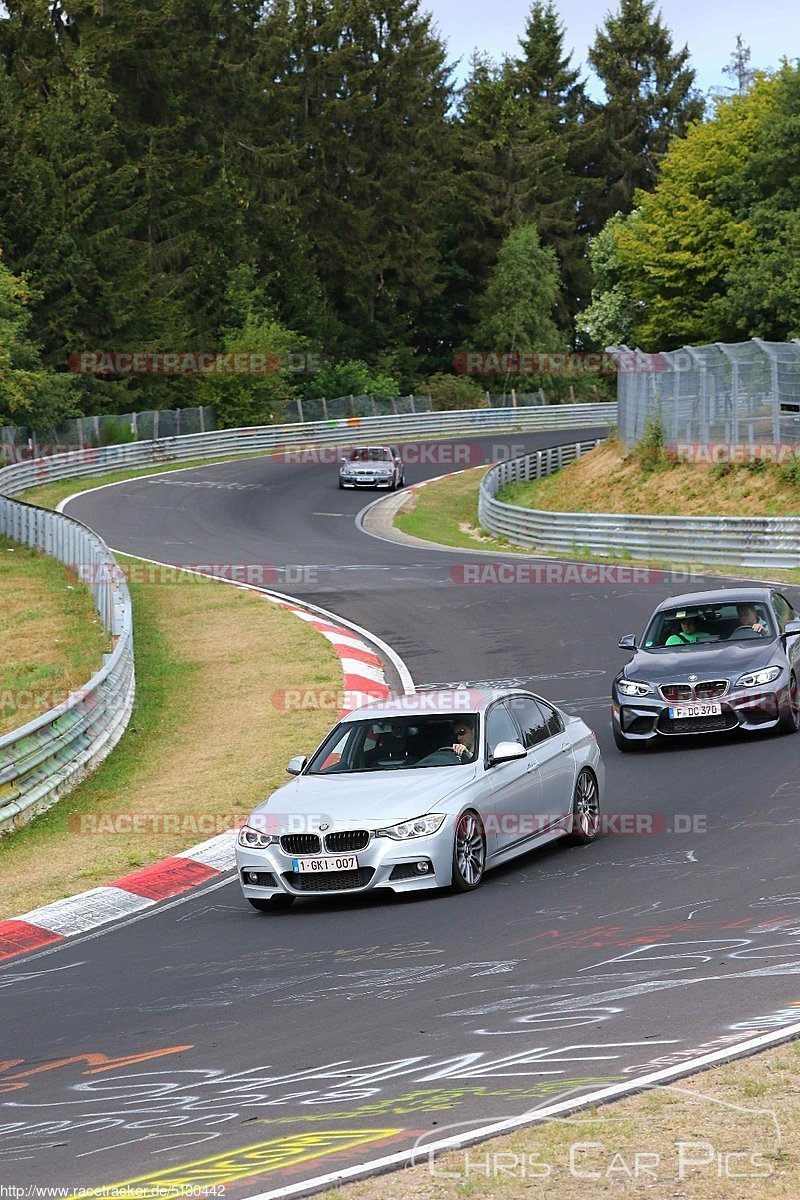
[
  {"left": 153, "top": 409, "right": 159, "bottom": 440},
  {"left": 321, "top": 397, "right": 328, "bottom": 421},
  {"left": 348, "top": 394, "right": 356, "bottom": 418},
  {"left": 538, "top": 388, "right": 546, "bottom": 405},
  {"left": 409, "top": 395, "right": 416, "bottom": 414},
  {"left": 511, "top": 388, "right": 517, "bottom": 408},
  {"left": 296, "top": 397, "right": 305, "bottom": 423}
]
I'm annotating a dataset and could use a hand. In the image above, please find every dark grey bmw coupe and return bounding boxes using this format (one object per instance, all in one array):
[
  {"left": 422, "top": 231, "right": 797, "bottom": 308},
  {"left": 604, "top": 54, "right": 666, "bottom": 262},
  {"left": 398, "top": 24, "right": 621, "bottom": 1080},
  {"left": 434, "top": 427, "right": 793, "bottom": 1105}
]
[{"left": 612, "top": 588, "right": 800, "bottom": 750}]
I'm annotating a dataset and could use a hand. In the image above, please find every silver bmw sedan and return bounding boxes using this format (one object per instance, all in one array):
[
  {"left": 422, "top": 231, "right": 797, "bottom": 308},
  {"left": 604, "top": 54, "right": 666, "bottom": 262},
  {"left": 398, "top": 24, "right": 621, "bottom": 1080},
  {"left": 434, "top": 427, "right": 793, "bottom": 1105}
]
[{"left": 236, "top": 687, "right": 604, "bottom": 910}]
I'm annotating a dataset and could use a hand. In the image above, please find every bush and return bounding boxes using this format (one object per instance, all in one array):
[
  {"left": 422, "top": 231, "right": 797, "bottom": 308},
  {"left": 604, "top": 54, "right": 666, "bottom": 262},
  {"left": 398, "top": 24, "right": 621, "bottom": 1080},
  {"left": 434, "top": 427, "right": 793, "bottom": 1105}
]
[
  {"left": 302, "top": 359, "right": 399, "bottom": 402},
  {"left": 779, "top": 458, "right": 800, "bottom": 486},
  {"left": 92, "top": 416, "right": 136, "bottom": 446},
  {"left": 633, "top": 413, "right": 668, "bottom": 473},
  {"left": 425, "top": 373, "right": 486, "bottom": 412}
]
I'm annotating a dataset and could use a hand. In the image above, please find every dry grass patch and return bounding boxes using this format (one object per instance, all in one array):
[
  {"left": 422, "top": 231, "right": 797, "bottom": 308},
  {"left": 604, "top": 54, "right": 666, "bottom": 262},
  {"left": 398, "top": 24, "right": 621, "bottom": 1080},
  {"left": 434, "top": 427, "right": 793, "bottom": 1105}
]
[
  {"left": 329, "top": 1041, "right": 800, "bottom": 1200},
  {"left": 0, "top": 535, "right": 110, "bottom": 737},
  {"left": 498, "top": 440, "right": 800, "bottom": 517},
  {"left": 0, "top": 558, "right": 340, "bottom": 916},
  {"left": 391, "top": 453, "right": 800, "bottom": 585}
]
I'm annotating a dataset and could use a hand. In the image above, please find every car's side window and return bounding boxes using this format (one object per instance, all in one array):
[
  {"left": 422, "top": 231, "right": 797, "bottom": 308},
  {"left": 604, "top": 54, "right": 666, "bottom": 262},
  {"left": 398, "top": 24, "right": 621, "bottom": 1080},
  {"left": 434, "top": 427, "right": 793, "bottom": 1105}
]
[
  {"left": 537, "top": 698, "right": 565, "bottom": 737},
  {"left": 772, "top": 593, "right": 792, "bottom": 632},
  {"left": 485, "top": 704, "right": 520, "bottom": 758},
  {"left": 775, "top": 592, "right": 797, "bottom": 624},
  {"left": 507, "top": 697, "right": 550, "bottom": 749}
]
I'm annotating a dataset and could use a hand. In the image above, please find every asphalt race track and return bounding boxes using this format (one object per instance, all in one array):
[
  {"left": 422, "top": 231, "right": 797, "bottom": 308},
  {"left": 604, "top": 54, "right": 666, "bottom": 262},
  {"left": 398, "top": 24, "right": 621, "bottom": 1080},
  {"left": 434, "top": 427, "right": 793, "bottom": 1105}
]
[{"left": 3, "top": 428, "right": 800, "bottom": 1197}]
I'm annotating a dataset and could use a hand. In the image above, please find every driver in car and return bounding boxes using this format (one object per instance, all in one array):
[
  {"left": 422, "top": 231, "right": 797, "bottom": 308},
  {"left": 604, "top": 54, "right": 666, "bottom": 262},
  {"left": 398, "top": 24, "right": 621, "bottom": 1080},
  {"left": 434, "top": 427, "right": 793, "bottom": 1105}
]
[
  {"left": 452, "top": 721, "right": 477, "bottom": 761},
  {"left": 736, "top": 603, "right": 767, "bottom": 635}
]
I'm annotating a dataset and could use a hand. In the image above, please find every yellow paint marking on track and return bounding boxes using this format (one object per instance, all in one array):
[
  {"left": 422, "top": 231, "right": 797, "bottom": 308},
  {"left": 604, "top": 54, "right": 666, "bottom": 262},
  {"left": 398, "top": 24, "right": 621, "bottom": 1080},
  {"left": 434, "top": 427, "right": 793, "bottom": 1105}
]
[{"left": 73, "top": 1128, "right": 404, "bottom": 1197}]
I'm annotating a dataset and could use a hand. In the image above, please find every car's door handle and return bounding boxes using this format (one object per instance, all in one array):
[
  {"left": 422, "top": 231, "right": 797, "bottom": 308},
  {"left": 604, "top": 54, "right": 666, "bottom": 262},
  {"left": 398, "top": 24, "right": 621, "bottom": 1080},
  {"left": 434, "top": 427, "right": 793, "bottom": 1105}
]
[{"left": 559, "top": 743, "right": 571, "bottom": 754}]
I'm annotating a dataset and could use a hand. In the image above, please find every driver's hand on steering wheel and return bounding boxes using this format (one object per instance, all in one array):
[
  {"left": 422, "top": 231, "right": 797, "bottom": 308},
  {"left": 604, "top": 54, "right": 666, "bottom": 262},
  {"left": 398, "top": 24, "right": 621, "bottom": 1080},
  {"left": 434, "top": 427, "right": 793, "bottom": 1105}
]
[{"left": 452, "top": 742, "right": 469, "bottom": 758}]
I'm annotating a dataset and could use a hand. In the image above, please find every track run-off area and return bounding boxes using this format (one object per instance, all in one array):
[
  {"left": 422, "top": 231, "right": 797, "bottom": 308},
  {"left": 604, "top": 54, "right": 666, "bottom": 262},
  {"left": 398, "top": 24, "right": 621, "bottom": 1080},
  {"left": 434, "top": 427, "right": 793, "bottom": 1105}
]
[{"left": 3, "top": 427, "right": 800, "bottom": 1198}]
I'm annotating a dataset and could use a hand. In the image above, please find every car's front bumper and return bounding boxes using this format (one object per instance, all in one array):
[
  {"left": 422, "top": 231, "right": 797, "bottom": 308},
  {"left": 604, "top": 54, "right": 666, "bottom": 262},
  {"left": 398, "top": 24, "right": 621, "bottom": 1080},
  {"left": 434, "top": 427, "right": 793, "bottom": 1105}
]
[
  {"left": 339, "top": 476, "right": 395, "bottom": 488},
  {"left": 236, "top": 826, "right": 455, "bottom": 900},
  {"left": 612, "top": 680, "right": 789, "bottom": 741}
]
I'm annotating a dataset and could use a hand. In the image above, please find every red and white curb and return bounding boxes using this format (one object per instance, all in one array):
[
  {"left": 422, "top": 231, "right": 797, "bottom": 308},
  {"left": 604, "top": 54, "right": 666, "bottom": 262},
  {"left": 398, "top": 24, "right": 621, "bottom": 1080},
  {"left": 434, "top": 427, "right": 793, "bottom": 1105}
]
[{"left": 0, "top": 588, "right": 402, "bottom": 964}]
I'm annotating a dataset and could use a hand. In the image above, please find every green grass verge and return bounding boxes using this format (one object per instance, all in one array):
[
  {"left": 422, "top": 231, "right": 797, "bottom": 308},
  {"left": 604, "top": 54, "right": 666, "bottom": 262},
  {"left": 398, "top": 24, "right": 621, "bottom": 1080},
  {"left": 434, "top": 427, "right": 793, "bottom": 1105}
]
[
  {"left": 395, "top": 468, "right": 800, "bottom": 585},
  {"left": 0, "top": 535, "right": 110, "bottom": 736},
  {"left": 0, "top": 553, "right": 341, "bottom": 916}
]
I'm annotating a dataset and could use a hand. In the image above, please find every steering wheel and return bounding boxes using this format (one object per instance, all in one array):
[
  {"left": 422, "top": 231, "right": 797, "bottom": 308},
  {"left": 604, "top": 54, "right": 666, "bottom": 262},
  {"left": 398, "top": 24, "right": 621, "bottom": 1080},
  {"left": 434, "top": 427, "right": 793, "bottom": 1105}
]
[
  {"left": 414, "top": 746, "right": 464, "bottom": 766},
  {"left": 728, "top": 625, "right": 763, "bottom": 640}
]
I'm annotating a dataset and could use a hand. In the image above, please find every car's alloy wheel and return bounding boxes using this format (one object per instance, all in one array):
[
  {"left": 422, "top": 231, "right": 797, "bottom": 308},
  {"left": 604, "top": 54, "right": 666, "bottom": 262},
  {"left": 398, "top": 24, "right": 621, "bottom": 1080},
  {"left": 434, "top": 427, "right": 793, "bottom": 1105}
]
[
  {"left": 451, "top": 811, "right": 486, "bottom": 891},
  {"left": 777, "top": 673, "right": 800, "bottom": 735},
  {"left": 569, "top": 770, "right": 600, "bottom": 843},
  {"left": 248, "top": 895, "right": 295, "bottom": 912}
]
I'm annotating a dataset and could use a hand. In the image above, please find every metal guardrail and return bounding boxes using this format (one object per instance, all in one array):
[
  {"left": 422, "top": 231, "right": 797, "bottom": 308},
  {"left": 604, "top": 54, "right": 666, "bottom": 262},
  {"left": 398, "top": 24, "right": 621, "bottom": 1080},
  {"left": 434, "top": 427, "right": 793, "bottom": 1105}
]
[
  {"left": 0, "top": 499, "right": 134, "bottom": 834},
  {"left": 479, "top": 440, "right": 800, "bottom": 569},
  {"left": 0, "top": 404, "right": 614, "bottom": 834},
  {"left": 0, "top": 403, "right": 617, "bottom": 497}
]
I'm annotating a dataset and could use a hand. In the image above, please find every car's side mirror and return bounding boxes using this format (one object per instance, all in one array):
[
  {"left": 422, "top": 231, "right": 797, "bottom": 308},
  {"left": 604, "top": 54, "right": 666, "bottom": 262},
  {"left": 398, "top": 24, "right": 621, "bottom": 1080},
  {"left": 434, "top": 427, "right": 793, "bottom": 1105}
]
[
  {"left": 490, "top": 740, "right": 527, "bottom": 765},
  {"left": 783, "top": 620, "right": 800, "bottom": 639},
  {"left": 618, "top": 634, "right": 637, "bottom": 650},
  {"left": 286, "top": 755, "right": 308, "bottom": 776}
]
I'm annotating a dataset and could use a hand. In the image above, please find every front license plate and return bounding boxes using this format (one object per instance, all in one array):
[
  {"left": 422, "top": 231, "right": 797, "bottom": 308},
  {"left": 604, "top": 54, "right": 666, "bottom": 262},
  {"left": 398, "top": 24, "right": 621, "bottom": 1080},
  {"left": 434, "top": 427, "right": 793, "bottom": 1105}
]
[
  {"left": 669, "top": 702, "right": 722, "bottom": 719},
  {"left": 292, "top": 855, "right": 358, "bottom": 872}
]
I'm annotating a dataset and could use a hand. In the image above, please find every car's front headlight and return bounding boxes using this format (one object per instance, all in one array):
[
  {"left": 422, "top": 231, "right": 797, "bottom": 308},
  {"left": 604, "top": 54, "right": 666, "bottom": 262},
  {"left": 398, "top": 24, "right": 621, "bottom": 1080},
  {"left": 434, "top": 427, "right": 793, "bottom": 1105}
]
[
  {"left": 735, "top": 665, "right": 782, "bottom": 688},
  {"left": 238, "top": 824, "right": 279, "bottom": 849},
  {"left": 375, "top": 814, "right": 447, "bottom": 840},
  {"left": 617, "top": 679, "right": 653, "bottom": 697}
]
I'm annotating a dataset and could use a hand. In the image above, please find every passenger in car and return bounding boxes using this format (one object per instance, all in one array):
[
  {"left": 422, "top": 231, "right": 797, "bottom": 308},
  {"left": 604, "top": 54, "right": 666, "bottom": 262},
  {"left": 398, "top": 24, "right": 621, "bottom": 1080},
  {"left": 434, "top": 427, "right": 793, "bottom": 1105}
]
[{"left": 665, "top": 615, "right": 714, "bottom": 645}]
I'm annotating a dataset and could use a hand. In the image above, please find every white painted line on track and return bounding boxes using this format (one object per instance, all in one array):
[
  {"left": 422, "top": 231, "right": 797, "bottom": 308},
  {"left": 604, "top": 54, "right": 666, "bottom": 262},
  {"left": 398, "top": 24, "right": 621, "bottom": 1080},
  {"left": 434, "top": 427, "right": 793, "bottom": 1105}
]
[{"left": 243, "top": 1017, "right": 800, "bottom": 1200}]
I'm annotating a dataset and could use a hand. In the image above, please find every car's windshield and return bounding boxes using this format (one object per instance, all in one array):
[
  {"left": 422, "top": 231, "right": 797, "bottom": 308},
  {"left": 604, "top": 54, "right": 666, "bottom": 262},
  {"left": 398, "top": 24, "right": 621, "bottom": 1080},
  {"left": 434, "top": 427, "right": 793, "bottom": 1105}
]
[
  {"left": 348, "top": 448, "right": 390, "bottom": 462},
  {"left": 306, "top": 715, "right": 479, "bottom": 773},
  {"left": 643, "top": 601, "right": 775, "bottom": 648}
]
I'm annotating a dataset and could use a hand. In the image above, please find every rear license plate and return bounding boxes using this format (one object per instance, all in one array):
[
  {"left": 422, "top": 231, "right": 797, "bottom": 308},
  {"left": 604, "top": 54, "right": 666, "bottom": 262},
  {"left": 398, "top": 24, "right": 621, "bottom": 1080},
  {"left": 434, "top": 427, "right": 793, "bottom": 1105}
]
[
  {"left": 292, "top": 855, "right": 358, "bottom": 872},
  {"left": 669, "top": 702, "right": 722, "bottom": 718}
]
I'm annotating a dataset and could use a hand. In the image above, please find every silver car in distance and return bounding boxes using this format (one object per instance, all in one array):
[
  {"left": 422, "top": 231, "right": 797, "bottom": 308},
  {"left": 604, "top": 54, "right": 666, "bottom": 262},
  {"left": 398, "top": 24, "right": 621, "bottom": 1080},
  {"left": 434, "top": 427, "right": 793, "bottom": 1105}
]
[
  {"left": 236, "top": 687, "right": 604, "bottom": 910},
  {"left": 338, "top": 445, "right": 404, "bottom": 490}
]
